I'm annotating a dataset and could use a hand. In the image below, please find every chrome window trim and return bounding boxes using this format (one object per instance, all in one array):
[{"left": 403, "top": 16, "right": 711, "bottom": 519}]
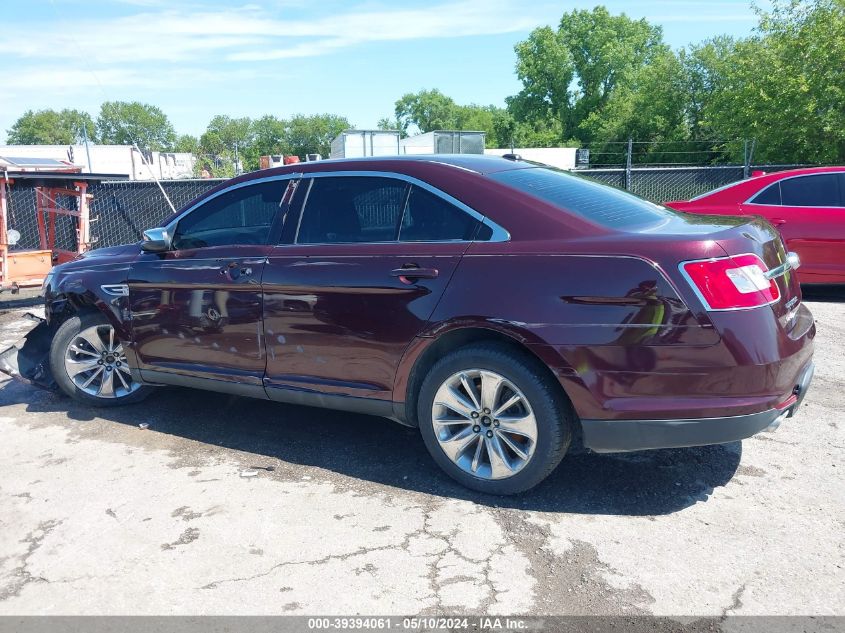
[
  {"left": 291, "top": 170, "right": 510, "bottom": 245},
  {"left": 164, "top": 173, "right": 302, "bottom": 236},
  {"left": 745, "top": 172, "right": 845, "bottom": 207},
  {"left": 678, "top": 252, "right": 781, "bottom": 312}
]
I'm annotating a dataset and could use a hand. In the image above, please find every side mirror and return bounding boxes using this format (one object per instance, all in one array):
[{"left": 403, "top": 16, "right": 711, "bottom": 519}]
[{"left": 142, "top": 228, "right": 171, "bottom": 253}]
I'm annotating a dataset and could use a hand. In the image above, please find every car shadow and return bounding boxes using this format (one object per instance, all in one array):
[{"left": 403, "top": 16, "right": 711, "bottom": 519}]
[
  {"left": 802, "top": 284, "right": 845, "bottom": 302},
  {"left": 8, "top": 381, "right": 741, "bottom": 516}
]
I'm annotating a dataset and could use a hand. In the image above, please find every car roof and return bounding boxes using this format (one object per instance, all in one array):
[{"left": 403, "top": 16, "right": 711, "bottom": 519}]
[
  {"left": 755, "top": 166, "right": 845, "bottom": 178},
  {"left": 256, "top": 154, "right": 531, "bottom": 178},
  {"left": 744, "top": 165, "right": 845, "bottom": 188},
  {"left": 686, "top": 165, "right": 845, "bottom": 202},
  {"left": 182, "top": 154, "right": 542, "bottom": 226}
]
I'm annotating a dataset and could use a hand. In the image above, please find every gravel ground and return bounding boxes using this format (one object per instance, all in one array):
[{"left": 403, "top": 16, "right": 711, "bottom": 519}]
[{"left": 0, "top": 290, "right": 842, "bottom": 618}]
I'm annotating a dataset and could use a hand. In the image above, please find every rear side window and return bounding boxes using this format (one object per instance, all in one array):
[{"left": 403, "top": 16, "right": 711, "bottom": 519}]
[
  {"left": 173, "top": 181, "right": 283, "bottom": 249},
  {"left": 490, "top": 167, "right": 673, "bottom": 229},
  {"left": 750, "top": 182, "right": 782, "bottom": 205},
  {"left": 779, "top": 174, "right": 843, "bottom": 207},
  {"left": 296, "top": 177, "right": 407, "bottom": 244},
  {"left": 399, "top": 186, "right": 479, "bottom": 241}
]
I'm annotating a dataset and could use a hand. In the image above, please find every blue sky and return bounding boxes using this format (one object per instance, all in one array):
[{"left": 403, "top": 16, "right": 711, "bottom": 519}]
[{"left": 1, "top": 0, "right": 766, "bottom": 143}]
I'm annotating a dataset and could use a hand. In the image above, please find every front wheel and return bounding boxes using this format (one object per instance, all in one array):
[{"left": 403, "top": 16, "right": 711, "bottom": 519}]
[
  {"left": 418, "top": 343, "right": 572, "bottom": 495},
  {"left": 49, "top": 312, "right": 152, "bottom": 406}
]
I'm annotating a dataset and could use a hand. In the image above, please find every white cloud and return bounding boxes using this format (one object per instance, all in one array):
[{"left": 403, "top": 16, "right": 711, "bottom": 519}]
[
  {"left": 0, "top": 0, "right": 559, "bottom": 111},
  {"left": 227, "top": 0, "right": 549, "bottom": 61},
  {"left": 0, "top": 1, "right": 550, "bottom": 66}
]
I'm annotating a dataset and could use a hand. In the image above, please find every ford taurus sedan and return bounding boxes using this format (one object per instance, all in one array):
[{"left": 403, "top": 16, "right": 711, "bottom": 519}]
[
  {"left": 666, "top": 167, "right": 845, "bottom": 284},
  {"left": 33, "top": 155, "right": 815, "bottom": 494}
]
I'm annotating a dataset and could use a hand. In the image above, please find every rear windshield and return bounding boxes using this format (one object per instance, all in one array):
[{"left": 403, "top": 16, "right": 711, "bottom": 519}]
[{"left": 490, "top": 167, "right": 675, "bottom": 229}]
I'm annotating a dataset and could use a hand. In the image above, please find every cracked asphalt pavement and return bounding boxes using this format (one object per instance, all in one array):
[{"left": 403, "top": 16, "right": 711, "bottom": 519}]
[{"left": 0, "top": 290, "right": 843, "bottom": 616}]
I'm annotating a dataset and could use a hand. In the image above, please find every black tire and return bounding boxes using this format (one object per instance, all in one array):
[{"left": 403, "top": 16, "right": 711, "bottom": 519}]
[
  {"left": 50, "top": 311, "right": 153, "bottom": 407},
  {"left": 417, "top": 342, "right": 573, "bottom": 495}
]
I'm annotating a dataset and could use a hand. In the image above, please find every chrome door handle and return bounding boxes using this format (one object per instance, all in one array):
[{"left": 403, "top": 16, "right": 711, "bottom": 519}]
[{"left": 390, "top": 267, "right": 439, "bottom": 284}]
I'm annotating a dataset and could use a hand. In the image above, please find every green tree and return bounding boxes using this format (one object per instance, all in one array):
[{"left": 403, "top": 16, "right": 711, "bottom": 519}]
[
  {"left": 510, "top": 120, "right": 567, "bottom": 148},
  {"left": 394, "top": 89, "right": 460, "bottom": 134},
  {"left": 454, "top": 104, "right": 512, "bottom": 148},
  {"left": 689, "top": 0, "right": 845, "bottom": 164},
  {"left": 581, "top": 49, "right": 692, "bottom": 163},
  {"left": 96, "top": 101, "right": 176, "bottom": 150},
  {"left": 390, "top": 91, "right": 516, "bottom": 147},
  {"left": 507, "top": 26, "right": 574, "bottom": 142},
  {"left": 198, "top": 115, "right": 254, "bottom": 172},
  {"left": 562, "top": 7, "right": 665, "bottom": 133},
  {"left": 6, "top": 108, "right": 95, "bottom": 145},
  {"left": 509, "top": 7, "right": 666, "bottom": 145},
  {"left": 248, "top": 115, "right": 289, "bottom": 168},
  {"left": 376, "top": 117, "right": 404, "bottom": 135},
  {"left": 173, "top": 134, "right": 200, "bottom": 154},
  {"left": 200, "top": 115, "right": 253, "bottom": 157},
  {"left": 285, "top": 114, "right": 351, "bottom": 159}
]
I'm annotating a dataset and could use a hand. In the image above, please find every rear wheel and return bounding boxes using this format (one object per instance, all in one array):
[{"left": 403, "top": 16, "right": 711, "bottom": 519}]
[
  {"left": 50, "top": 312, "right": 152, "bottom": 406},
  {"left": 418, "top": 343, "right": 572, "bottom": 495}
]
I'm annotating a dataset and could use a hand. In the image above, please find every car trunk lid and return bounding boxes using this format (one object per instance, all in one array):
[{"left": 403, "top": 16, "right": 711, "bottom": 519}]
[
  {"left": 709, "top": 216, "right": 801, "bottom": 320},
  {"left": 623, "top": 211, "right": 801, "bottom": 322}
]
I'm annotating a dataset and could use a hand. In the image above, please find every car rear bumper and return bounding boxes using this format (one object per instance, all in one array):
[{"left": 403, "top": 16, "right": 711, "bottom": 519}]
[{"left": 582, "top": 361, "right": 814, "bottom": 453}]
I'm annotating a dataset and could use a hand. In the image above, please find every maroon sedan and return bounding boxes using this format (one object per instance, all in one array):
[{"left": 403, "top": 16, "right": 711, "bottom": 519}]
[
  {"left": 666, "top": 166, "right": 845, "bottom": 285},
  {"left": 34, "top": 156, "right": 814, "bottom": 494}
]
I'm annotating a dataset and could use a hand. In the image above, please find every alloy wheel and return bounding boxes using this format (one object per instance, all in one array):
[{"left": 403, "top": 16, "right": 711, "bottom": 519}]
[
  {"left": 63, "top": 324, "right": 140, "bottom": 399},
  {"left": 431, "top": 369, "right": 538, "bottom": 480}
]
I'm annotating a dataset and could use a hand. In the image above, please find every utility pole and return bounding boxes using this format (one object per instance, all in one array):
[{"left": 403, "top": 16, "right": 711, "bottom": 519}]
[
  {"left": 82, "top": 125, "right": 93, "bottom": 174},
  {"left": 748, "top": 139, "right": 756, "bottom": 175},
  {"left": 625, "top": 138, "right": 633, "bottom": 191},
  {"left": 234, "top": 142, "right": 240, "bottom": 176},
  {"left": 743, "top": 140, "right": 750, "bottom": 178}
]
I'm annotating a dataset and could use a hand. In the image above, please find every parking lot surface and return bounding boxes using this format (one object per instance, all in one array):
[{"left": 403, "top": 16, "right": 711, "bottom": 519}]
[{"left": 0, "top": 291, "right": 843, "bottom": 617}]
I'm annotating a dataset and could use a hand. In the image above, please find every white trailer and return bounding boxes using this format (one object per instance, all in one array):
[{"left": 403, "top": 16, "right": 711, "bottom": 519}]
[
  {"left": 484, "top": 147, "right": 577, "bottom": 171},
  {"left": 0, "top": 145, "right": 195, "bottom": 180},
  {"left": 330, "top": 130, "right": 401, "bottom": 159},
  {"left": 399, "top": 131, "right": 486, "bottom": 155}
]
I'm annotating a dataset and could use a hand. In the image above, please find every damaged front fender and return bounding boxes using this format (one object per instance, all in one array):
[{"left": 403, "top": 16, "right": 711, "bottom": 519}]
[{"left": 0, "top": 315, "right": 57, "bottom": 390}]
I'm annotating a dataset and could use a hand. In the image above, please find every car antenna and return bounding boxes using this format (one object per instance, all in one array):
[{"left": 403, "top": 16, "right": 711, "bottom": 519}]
[{"left": 132, "top": 143, "right": 177, "bottom": 215}]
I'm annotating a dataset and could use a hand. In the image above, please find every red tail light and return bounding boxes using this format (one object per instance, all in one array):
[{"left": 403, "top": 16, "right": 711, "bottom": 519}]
[{"left": 680, "top": 254, "right": 780, "bottom": 311}]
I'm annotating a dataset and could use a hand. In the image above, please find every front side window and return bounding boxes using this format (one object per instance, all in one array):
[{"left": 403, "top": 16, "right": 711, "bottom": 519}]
[
  {"left": 779, "top": 174, "right": 843, "bottom": 207},
  {"left": 173, "top": 181, "right": 284, "bottom": 249},
  {"left": 399, "top": 186, "right": 479, "bottom": 241},
  {"left": 297, "top": 177, "right": 408, "bottom": 244}
]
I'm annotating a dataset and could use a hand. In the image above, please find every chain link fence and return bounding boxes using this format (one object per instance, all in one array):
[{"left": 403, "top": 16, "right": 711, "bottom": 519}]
[
  {"left": 4, "top": 164, "right": 809, "bottom": 252},
  {"left": 6, "top": 179, "right": 223, "bottom": 251}
]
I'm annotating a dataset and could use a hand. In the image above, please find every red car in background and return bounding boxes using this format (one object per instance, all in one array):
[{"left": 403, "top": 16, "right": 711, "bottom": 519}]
[{"left": 666, "top": 167, "right": 845, "bottom": 284}]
